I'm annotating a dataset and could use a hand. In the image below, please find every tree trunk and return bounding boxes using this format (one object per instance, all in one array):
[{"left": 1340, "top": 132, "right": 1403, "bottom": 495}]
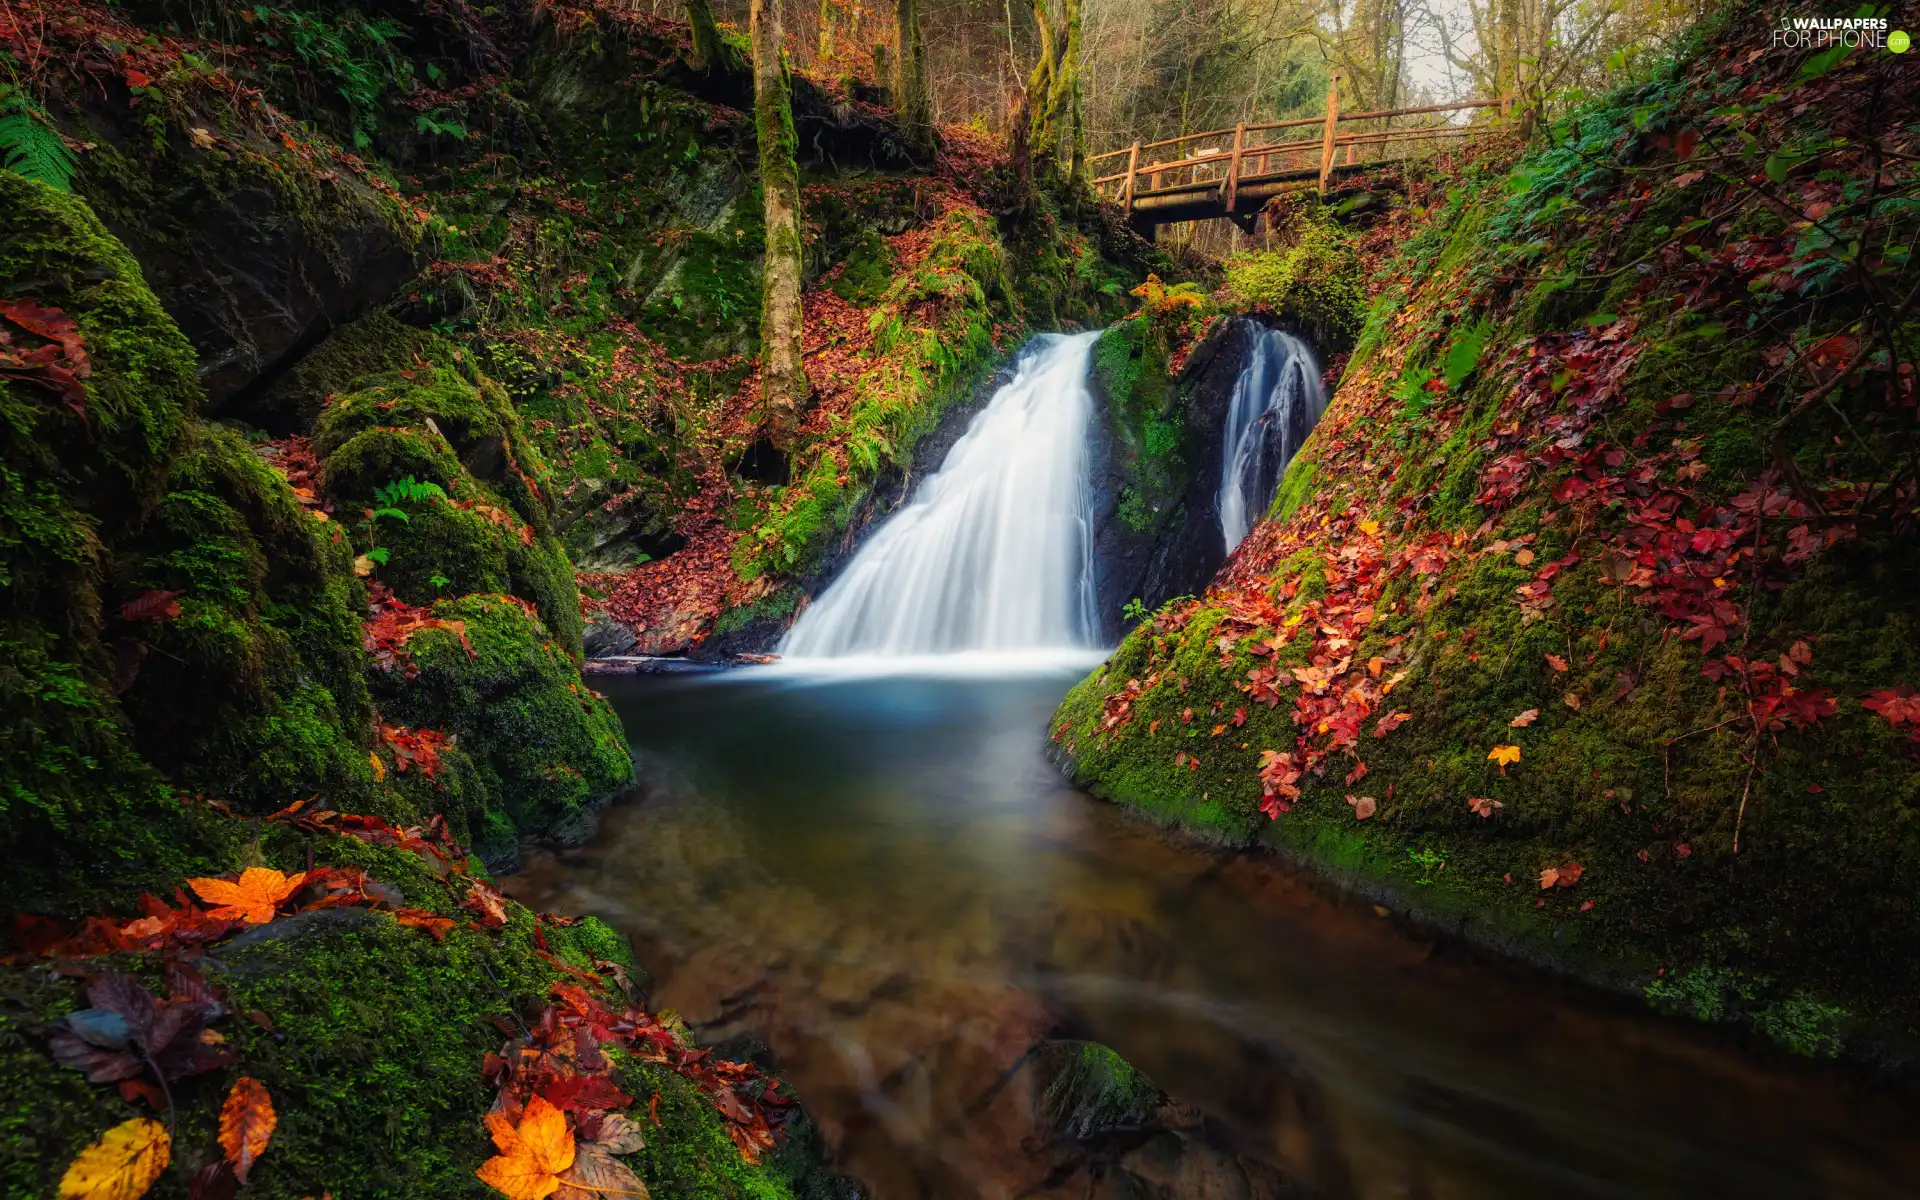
[
  {"left": 751, "top": 0, "right": 808, "bottom": 446},
  {"left": 686, "top": 0, "right": 723, "bottom": 70},
  {"left": 893, "top": 0, "right": 931, "bottom": 148}
]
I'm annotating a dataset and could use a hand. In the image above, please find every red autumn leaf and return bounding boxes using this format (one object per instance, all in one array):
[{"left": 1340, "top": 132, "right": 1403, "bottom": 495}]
[
  {"left": 1372, "top": 711, "right": 1413, "bottom": 737},
  {"left": 540, "top": 1074, "right": 633, "bottom": 1114},
  {"left": 1862, "top": 687, "right": 1920, "bottom": 728},
  {"left": 121, "top": 590, "right": 182, "bottom": 622},
  {"left": 125, "top": 67, "right": 152, "bottom": 88},
  {"left": 1545, "top": 653, "right": 1569, "bottom": 672}
]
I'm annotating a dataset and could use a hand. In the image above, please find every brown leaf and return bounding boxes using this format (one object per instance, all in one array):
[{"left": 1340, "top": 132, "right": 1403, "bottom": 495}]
[
  {"left": 1345, "top": 794, "right": 1377, "bottom": 820},
  {"left": 1509, "top": 709, "right": 1540, "bottom": 727},
  {"left": 219, "top": 1078, "right": 276, "bottom": 1183},
  {"left": 555, "top": 1142, "right": 650, "bottom": 1199}
]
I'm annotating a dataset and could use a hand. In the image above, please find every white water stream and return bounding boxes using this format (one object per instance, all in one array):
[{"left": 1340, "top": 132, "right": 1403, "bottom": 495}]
[
  {"left": 780, "top": 332, "right": 1102, "bottom": 658},
  {"left": 1218, "top": 328, "right": 1326, "bottom": 554}
]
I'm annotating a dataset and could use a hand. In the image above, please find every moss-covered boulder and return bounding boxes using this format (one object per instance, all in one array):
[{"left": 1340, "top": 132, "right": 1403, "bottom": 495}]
[
  {"left": 0, "top": 169, "right": 234, "bottom": 914},
  {"left": 374, "top": 595, "right": 631, "bottom": 861},
  {"left": 1053, "top": 31, "right": 1920, "bottom": 1059},
  {"left": 114, "top": 423, "right": 379, "bottom": 814}
]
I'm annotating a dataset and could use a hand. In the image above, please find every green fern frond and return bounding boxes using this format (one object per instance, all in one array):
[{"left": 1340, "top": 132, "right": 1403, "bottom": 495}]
[{"left": 0, "top": 85, "right": 77, "bottom": 192}]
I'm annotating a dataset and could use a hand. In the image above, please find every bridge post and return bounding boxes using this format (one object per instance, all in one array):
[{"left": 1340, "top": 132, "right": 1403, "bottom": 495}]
[
  {"left": 1223, "top": 122, "right": 1246, "bottom": 215},
  {"left": 1122, "top": 140, "right": 1141, "bottom": 217},
  {"left": 1318, "top": 72, "right": 1340, "bottom": 196}
]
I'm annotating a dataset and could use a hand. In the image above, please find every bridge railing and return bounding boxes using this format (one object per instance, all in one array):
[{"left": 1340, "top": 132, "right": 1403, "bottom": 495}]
[{"left": 1090, "top": 81, "right": 1500, "bottom": 220}]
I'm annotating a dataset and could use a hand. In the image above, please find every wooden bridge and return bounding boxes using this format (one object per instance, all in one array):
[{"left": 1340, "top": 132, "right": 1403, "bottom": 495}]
[{"left": 1091, "top": 78, "right": 1502, "bottom": 234}]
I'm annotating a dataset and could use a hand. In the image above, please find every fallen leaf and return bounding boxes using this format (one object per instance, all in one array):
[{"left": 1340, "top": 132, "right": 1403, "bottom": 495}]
[
  {"left": 1509, "top": 709, "right": 1540, "bottom": 727},
  {"left": 589, "top": 1113, "right": 646, "bottom": 1155},
  {"left": 1488, "top": 744, "right": 1522, "bottom": 774},
  {"left": 218, "top": 1078, "right": 276, "bottom": 1183},
  {"left": 1564, "top": 692, "right": 1583, "bottom": 710},
  {"left": 393, "top": 909, "right": 455, "bottom": 941},
  {"left": 1346, "top": 794, "right": 1377, "bottom": 819},
  {"left": 1514, "top": 548, "right": 1535, "bottom": 566},
  {"left": 478, "top": 1096, "right": 575, "bottom": 1200},
  {"left": 556, "top": 1142, "right": 650, "bottom": 1200},
  {"left": 120, "top": 591, "right": 181, "bottom": 622},
  {"left": 1468, "top": 797, "right": 1503, "bottom": 818},
  {"left": 541, "top": 1075, "right": 633, "bottom": 1114},
  {"left": 188, "top": 868, "right": 307, "bottom": 925},
  {"left": 1545, "top": 653, "right": 1569, "bottom": 672},
  {"left": 1358, "top": 519, "right": 1380, "bottom": 536},
  {"left": 59, "top": 1118, "right": 169, "bottom": 1200}
]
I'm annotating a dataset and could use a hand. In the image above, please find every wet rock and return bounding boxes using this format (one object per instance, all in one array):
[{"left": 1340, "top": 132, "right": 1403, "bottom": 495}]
[{"left": 1035, "top": 1040, "right": 1166, "bottom": 1140}]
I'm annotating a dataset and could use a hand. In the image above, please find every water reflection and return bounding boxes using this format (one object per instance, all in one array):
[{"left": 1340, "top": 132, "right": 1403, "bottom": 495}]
[{"left": 504, "top": 668, "right": 1920, "bottom": 1199}]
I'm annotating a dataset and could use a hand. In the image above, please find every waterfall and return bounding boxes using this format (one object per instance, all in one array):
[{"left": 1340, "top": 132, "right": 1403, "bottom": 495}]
[
  {"left": 780, "top": 332, "right": 1102, "bottom": 659},
  {"left": 1217, "top": 328, "right": 1326, "bottom": 554}
]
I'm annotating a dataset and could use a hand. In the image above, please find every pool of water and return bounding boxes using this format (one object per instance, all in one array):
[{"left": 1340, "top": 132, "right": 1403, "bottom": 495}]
[{"left": 503, "top": 666, "right": 1920, "bottom": 1199}]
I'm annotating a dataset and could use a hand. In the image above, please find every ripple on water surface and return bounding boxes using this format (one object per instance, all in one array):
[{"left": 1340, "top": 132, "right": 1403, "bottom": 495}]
[{"left": 505, "top": 667, "right": 1920, "bottom": 1200}]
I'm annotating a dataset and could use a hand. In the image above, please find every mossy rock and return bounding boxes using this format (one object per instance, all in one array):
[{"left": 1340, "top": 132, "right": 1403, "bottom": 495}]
[
  {"left": 249, "top": 310, "right": 442, "bottom": 432},
  {"left": 0, "top": 169, "right": 237, "bottom": 915},
  {"left": 114, "top": 422, "right": 379, "bottom": 815},
  {"left": 373, "top": 594, "right": 631, "bottom": 860},
  {"left": 1034, "top": 1040, "right": 1164, "bottom": 1141}
]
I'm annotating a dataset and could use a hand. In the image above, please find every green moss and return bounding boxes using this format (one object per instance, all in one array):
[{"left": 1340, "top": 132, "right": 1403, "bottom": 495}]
[
  {"left": 1220, "top": 201, "right": 1367, "bottom": 351},
  {"left": 116, "top": 422, "right": 379, "bottom": 814},
  {"left": 1090, "top": 316, "right": 1187, "bottom": 536},
  {"left": 0, "top": 170, "right": 236, "bottom": 915},
  {"left": 376, "top": 594, "right": 631, "bottom": 851},
  {"left": 1035, "top": 1041, "right": 1163, "bottom": 1139},
  {"left": 253, "top": 311, "right": 441, "bottom": 431}
]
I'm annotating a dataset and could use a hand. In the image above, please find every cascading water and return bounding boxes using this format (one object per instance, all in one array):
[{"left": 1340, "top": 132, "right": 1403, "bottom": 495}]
[
  {"left": 1217, "top": 328, "right": 1327, "bottom": 554},
  {"left": 780, "top": 332, "right": 1102, "bottom": 658}
]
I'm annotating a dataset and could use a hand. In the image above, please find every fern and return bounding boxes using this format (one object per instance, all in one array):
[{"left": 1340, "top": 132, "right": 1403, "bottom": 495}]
[
  {"left": 372, "top": 476, "right": 449, "bottom": 508},
  {"left": 0, "top": 85, "right": 77, "bottom": 192}
]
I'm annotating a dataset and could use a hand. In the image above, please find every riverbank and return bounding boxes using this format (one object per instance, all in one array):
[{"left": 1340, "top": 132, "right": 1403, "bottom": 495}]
[{"left": 1050, "top": 11, "right": 1920, "bottom": 1064}]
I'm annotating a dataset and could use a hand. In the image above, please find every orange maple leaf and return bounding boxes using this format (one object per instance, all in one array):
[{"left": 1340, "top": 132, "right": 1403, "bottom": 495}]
[
  {"left": 1488, "top": 744, "right": 1522, "bottom": 774},
  {"left": 187, "top": 868, "right": 307, "bottom": 925},
  {"left": 218, "top": 1077, "right": 276, "bottom": 1183},
  {"left": 477, "top": 1096, "right": 575, "bottom": 1200}
]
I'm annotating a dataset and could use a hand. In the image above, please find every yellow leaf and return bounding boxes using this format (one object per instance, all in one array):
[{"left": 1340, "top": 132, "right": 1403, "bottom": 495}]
[
  {"left": 1359, "top": 519, "right": 1380, "bottom": 536},
  {"left": 1488, "top": 744, "right": 1522, "bottom": 774},
  {"left": 60, "top": 1119, "right": 170, "bottom": 1200},
  {"left": 369, "top": 750, "right": 386, "bottom": 782},
  {"left": 478, "top": 1097, "right": 575, "bottom": 1200},
  {"left": 186, "top": 867, "right": 308, "bottom": 925},
  {"left": 352, "top": 554, "right": 376, "bottom": 577},
  {"left": 219, "top": 1078, "right": 277, "bottom": 1183}
]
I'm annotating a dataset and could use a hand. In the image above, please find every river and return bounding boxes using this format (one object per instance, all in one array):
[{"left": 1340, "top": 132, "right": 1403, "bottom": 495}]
[{"left": 503, "top": 663, "right": 1920, "bottom": 1199}]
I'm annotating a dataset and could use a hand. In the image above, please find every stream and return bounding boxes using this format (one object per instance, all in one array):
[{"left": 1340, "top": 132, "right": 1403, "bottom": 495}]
[{"left": 503, "top": 664, "right": 1920, "bottom": 1199}]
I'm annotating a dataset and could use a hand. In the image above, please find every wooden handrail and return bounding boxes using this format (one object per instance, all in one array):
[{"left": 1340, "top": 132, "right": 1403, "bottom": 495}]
[
  {"left": 1082, "top": 124, "right": 1466, "bottom": 186},
  {"left": 1089, "top": 123, "right": 1474, "bottom": 186},
  {"left": 1086, "top": 97, "right": 1500, "bottom": 164}
]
